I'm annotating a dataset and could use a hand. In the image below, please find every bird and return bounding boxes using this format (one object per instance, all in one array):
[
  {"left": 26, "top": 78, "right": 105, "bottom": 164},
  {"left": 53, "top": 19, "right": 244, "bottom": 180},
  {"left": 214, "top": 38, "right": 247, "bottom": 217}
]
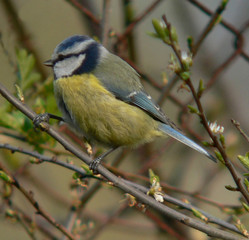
[{"left": 41, "top": 35, "right": 216, "bottom": 170}]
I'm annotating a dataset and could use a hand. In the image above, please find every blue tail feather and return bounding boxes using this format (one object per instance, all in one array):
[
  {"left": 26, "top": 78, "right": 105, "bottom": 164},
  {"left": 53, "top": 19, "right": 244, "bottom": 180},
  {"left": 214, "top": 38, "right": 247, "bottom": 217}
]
[{"left": 159, "top": 123, "right": 216, "bottom": 162}]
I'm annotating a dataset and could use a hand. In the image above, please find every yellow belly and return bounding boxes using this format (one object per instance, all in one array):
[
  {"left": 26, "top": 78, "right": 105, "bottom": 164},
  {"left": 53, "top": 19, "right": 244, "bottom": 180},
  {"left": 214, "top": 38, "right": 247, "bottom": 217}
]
[{"left": 54, "top": 74, "right": 163, "bottom": 147}]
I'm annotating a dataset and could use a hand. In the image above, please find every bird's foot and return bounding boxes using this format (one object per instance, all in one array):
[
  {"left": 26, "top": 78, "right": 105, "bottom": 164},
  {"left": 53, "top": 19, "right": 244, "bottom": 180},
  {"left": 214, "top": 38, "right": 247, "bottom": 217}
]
[
  {"left": 33, "top": 113, "right": 51, "bottom": 130},
  {"left": 89, "top": 156, "right": 102, "bottom": 174}
]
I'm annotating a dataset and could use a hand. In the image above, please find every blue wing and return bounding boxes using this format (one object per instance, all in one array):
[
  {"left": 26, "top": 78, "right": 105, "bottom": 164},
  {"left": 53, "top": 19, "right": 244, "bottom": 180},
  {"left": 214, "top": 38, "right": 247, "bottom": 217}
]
[
  {"left": 115, "top": 90, "right": 171, "bottom": 124},
  {"left": 93, "top": 53, "right": 172, "bottom": 124},
  {"left": 94, "top": 53, "right": 216, "bottom": 162}
]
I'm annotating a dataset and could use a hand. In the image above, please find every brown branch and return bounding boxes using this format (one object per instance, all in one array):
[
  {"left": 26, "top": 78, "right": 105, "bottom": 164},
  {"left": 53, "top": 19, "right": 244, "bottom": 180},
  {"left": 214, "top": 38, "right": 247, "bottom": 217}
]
[
  {"left": 124, "top": 180, "right": 243, "bottom": 236},
  {"left": 161, "top": 14, "right": 249, "bottom": 204},
  {"left": 207, "top": 33, "right": 243, "bottom": 89},
  {"left": 0, "top": 143, "right": 90, "bottom": 178},
  {"left": 191, "top": 0, "right": 229, "bottom": 56},
  {"left": 6, "top": 210, "right": 37, "bottom": 240},
  {"left": 101, "top": 0, "right": 112, "bottom": 47},
  {"left": 158, "top": 2, "right": 231, "bottom": 106},
  {"left": 231, "top": 119, "right": 249, "bottom": 143},
  {"left": 187, "top": 0, "right": 249, "bottom": 63},
  {"left": 144, "top": 209, "right": 185, "bottom": 240},
  {"left": 117, "top": 0, "right": 163, "bottom": 42},
  {"left": 186, "top": 78, "right": 249, "bottom": 204},
  {"left": 86, "top": 203, "right": 128, "bottom": 240},
  {"left": 187, "top": 0, "right": 240, "bottom": 35},
  {"left": 0, "top": 83, "right": 245, "bottom": 239},
  {"left": 1, "top": 0, "right": 46, "bottom": 79},
  {"left": 66, "top": 0, "right": 100, "bottom": 25},
  {"left": 3, "top": 141, "right": 242, "bottom": 236},
  {"left": 0, "top": 162, "right": 77, "bottom": 240},
  {"left": 108, "top": 164, "right": 241, "bottom": 211}
]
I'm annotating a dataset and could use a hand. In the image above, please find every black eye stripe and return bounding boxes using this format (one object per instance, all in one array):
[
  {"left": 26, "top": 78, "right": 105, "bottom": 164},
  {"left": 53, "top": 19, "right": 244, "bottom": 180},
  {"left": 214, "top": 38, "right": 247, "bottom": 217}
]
[
  {"left": 54, "top": 42, "right": 99, "bottom": 64},
  {"left": 57, "top": 54, "right": 64, "bottom": 60},
  {"left": 54, "top": 51, "right": 86, "bottom": 64}
]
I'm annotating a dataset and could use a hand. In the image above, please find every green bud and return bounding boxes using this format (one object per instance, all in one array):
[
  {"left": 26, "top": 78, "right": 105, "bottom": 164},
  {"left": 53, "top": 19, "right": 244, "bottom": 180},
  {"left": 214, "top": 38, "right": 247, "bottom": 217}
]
[
  {"left": 146, "top": 32, "right": 161, "bottom": 39},
  {"left": 215, "top": 150, "right": 224, "bottom": 163},
  {"left": 170, "top": 26, "right": 178, "bottom": 43},
  {"left": 179, "top": 71, "right": 190, "bottom": 80},
  {"left": 191, "top": 208, "right": 208, "bottom": 222},
  {"left": 187, "top": 36, "right": 194, "bottom": 51},
  {"left": 202, "top": 141, "right": 211, "bottom": 147},
  {"left": 5, "top": 209, "right": 17, "bottom": 218},
  {"left": 181, "top": 51, "right": 193, "bottom": 71},
  {"left": 0, "top": 171, "right": 13, "bottom": 184},
  {"left": 29, "top": 158, "right": 41, "bottom": 164},
  {"left": 225, "top": 185, "right": 238, "bottom": 191},
  {"left": 197, "top": 79, "right": 205, "bottom": 98},
  {"left": 152, "top": 19, "right": 167, "bottom": 40},
  {"left": 244, "top": 178, "right": 249, "bottom": 192},
  {"left": 15, "top": 84, "right": 24, "bottom": 103},
  {"left": 187, "top": 105, "right": 199, "bottom": 114},
  {"left": 72, "top": 172, "right": 81, "bottom": 180},
  {"left": 3, "top": 184, "right": 12, "bottom": 198},
  {"left": 148, "top": 169, "right": 160, "bottom": 184},
  {"left": 219, "top": 134, "right": 225, "bottom": 146},
  {"left": 233, "top": 215, "right": 249, "bottom": 237},
  {"left": 238, "top": 152, "right": 249, "bottom": 171},
  {"left": 81, "top": 164, "right": 92, "bottom": 175},
  {"left": 242, "top": 202, "right": 249, "bottom": 212},
  {"left": 169, "top": 53, "right": 181, "bottom": 73}
]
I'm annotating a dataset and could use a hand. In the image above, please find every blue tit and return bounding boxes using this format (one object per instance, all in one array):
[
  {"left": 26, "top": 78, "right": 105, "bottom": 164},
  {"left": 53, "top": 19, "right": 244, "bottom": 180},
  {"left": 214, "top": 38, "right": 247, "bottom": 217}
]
[{"left": 44, "top": 35, "right": 216, "bottom": 169}]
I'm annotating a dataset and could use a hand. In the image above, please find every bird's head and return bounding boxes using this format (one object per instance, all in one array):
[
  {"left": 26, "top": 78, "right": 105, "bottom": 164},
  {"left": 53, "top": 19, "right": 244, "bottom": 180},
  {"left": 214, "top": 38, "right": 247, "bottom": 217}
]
[{"left": 44, "top": 35, "right": 108, "bottom": 79}]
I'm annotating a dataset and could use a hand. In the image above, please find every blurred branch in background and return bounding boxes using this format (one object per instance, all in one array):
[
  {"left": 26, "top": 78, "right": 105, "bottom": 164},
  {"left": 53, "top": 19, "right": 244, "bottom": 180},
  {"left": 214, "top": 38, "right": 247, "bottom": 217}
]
[
  {"left": 0, "top": 0, "right": 249, "bottom": 239},
  {"left": 1, "top": 0, "right": 47, "bottom": 78}
]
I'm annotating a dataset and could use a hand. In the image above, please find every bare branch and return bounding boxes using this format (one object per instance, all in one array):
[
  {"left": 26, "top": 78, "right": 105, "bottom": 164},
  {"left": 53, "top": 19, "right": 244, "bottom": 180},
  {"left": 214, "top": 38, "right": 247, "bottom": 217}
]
[
  {"left": 0, "top": 162, "right": 77, "bottom": 240},
  {"left": 231, "top": 119, "right": 249, "bottom": 143},
  {"left": 161, "top": 14, "right": 249, "bottom": 204},
  {"left": 0, "top": 82, "right": 246, "bottom": 240}
]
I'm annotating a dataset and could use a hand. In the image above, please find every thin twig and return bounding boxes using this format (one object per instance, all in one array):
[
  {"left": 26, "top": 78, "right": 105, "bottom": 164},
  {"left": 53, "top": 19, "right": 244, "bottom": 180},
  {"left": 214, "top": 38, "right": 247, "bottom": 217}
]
[
  {"left": 0, "top": 162, "right": 77, "bottom": 240},
  {"left": 191, "top": 0, "right": 229, "bottom": 56},
  {"left": 0, "top": 82, "right": 245, "bottom": 239},
  {"left": 101, "top": 0, "right": 112, "bottom": 47},
  {"left": 158, "top": 1, "right": 230, "bottom": 106},
  {"left": 161, "top": 14, "right": 249, "bottom": 204},
  {"left": 86, "top": 203, "right": 128, "bottom": 240},
  {"left": 143, "top": 209, "right": 186, "bottom": 240},
  {"left": 117, "top": 0, "right": 163, "bottom": 42},
  {"left": 12, "top": 212, "right": 37, "bottom": 240},
  {"left": 124, "top": 180, "right": 243, "bottom": 235},
  {"left": 0, "top": 143, "right": 90, "bottom": 178},
  {"left": 108, "top": 164, "right": 242, "bottom": 211},
  {"left": 231, "top": 119, "right": 249, "bottom": 143},
  {"left": 2, "top": 142, "right": 239, "bottom": 236},
  {"left": 207, "top": 33, "right": 243, "bottom": 89},
  {"left": 2, "top": 142, "right": 237, "bottom": 214},
  {"left": 187, "top": 0, "right": 249, "bottom": 63},
  {"left": 66, "top": 0, "right": 100, "bottom": 25},
  {"left": 1, "top": 0, "right": 46, "bottom": 79}
]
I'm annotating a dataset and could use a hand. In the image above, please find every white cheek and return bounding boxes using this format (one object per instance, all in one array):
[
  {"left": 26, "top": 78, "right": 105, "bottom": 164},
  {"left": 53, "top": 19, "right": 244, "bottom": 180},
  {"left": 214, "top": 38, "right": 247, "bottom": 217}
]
[{"left": 54, "top": 54, "right": 86, "bottom": 78}]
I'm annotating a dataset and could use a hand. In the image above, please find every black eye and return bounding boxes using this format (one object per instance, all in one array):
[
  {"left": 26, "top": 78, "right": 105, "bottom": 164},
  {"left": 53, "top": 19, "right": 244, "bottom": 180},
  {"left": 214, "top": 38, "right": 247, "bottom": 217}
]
[{"left": 57, "top": 54, "right": 64, "bottom": 60}]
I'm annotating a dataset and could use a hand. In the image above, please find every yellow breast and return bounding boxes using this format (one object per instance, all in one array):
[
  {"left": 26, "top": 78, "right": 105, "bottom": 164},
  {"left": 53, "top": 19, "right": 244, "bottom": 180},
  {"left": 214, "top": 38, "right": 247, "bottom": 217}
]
[{"left": 54, "top": 74, "right": 163, "bottom": 147}]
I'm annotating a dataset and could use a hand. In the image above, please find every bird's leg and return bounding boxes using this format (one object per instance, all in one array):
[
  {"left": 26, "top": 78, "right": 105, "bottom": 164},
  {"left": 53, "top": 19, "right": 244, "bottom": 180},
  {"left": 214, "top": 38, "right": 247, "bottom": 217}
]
[
  {"left": 33, "top": 113, "right": 63, "bottom": 129},
  {"left": 89, "top": 147, "right": 117, "bottom": 173}
]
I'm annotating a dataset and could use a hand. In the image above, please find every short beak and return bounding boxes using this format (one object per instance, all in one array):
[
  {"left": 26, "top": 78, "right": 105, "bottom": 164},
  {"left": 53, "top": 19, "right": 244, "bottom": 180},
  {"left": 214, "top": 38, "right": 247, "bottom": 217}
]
[{"left": 43, "top": 59, "right": 53, "bottom": 67}]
